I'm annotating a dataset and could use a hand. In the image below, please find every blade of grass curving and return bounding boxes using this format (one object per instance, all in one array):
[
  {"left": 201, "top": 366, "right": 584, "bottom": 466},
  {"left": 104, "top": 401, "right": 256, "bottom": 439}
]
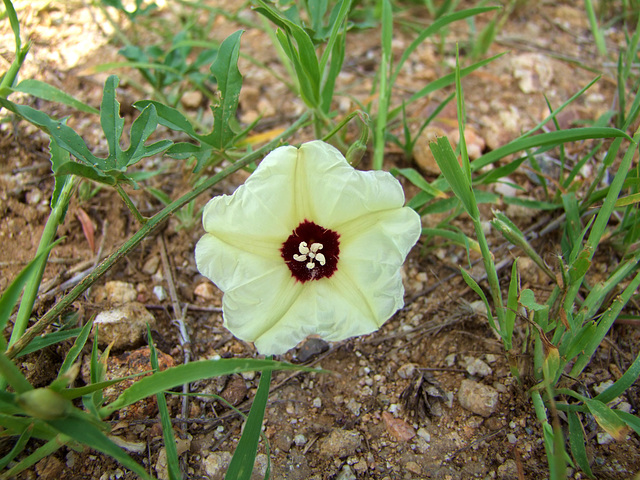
[
  {"left": 584, "top": 0, "right": 607, "bottom": 56},
  {"left": 429, "top": 136, "right": 478, "bottom": 218},
  {"left": 391, "top": 168, "right": 447, "bottom": 198},
  {"left": 100, "top": 359, "right": 319, "bottom": 418},
  {"left": 594, "top": 348, "right": 640, "bottom": 404},
  {"left": 16, "top": 327, "right": 83, "bottom": 358},
  {"left": 564, "top": 129, "right": 640, "bottom": 313},
  {"left": 148, "top": 326, "right": 181, "bottom": 480},
  {"left": 584, "top": 399, "right": 629, "bottom": 440},
  {"left": 614, "top": 410, "right": 640, "bottom": 436},
  {"left": 58, "top": 319, "right": 94, "bottom": 376},
  {"left": 0, "top": 423, "right": 32, "bottom": 470},
  {"left": 390, "top": 6, "right": 499, "bottom": 87},
  {"left": 459, "top": 269, "right": 498, "bottom": 333},
  {"left": 473, "top": 127, "right": 631, "bottom": 172},
  {"left": 0, "top": 351, "right": 32, "bottom": 394},
  {"left": 421, "top": 227, "right": 480, "bottom": 252},
  {"left": 0, "top": 437, "right": 62, "bottom": 480},
  {"left": 47, "top": 413, "right": 152, "bottom": 480},
  {"left": 225, "top": 365, "right": 272, "bottom": 480},
  {"left": 389, "top": 53, "right": 505, "bottom": 121},
  {"left": 567, "top": 411, "right": 594, "bottom": 478},
  {"left": 318, "top": 0, "right": 350, "bottom": 73},
  {"left": 13, "top": 79, "right": 99, "bottom": 114},
  {"left": 571, "top": 268, "right": 640, "bottom": 377}
]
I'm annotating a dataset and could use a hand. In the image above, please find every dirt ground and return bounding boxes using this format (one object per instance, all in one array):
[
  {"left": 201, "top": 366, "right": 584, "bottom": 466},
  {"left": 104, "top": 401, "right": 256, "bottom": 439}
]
[{"left": 1, "top": 1, "right": 640, "bottom": 479}]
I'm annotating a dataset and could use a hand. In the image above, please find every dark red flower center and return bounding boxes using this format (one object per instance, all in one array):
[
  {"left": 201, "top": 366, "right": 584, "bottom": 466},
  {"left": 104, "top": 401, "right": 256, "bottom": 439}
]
[{"left": 281, "top": 220, "right": 340, "bottom": 283}]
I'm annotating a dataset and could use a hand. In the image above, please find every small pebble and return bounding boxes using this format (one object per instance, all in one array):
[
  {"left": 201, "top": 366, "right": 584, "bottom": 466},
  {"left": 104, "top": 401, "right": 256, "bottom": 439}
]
[{"left": 153, "top": 285, "right": 167, "bottom": 301}]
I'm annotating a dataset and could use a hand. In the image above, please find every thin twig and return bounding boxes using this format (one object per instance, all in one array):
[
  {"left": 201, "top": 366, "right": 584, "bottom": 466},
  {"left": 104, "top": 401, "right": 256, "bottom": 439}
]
[{"left": 158, "top": 234, "right": 192, "bottom": 422}]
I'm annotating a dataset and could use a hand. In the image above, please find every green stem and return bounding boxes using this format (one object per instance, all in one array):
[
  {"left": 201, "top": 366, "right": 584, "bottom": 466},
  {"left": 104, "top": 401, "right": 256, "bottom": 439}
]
[
  {"left": 8, "top": 176, "right": 78, "bottom": 347},
  {"left": 5, "top": 113, "right": 310, "bottom": 360},
  {"left": 115, "top": 183, "right": 147, "bottom": 224}
]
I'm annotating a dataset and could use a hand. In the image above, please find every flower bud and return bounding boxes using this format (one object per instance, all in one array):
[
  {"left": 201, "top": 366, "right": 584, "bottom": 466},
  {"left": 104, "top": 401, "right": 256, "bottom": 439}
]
[{"left": 17, "top": 388, "right": 72, "bottom": 420}]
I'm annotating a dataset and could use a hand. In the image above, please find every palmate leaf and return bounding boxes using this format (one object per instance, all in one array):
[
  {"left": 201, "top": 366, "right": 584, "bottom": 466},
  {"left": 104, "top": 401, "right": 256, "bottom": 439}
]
[{"left": 0, "top": 76, "right": 171, "bottom": 187}]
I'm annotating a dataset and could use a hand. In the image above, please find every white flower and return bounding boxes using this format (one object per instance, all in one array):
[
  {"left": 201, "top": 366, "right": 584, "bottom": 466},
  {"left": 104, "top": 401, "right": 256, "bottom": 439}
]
[{"left": 195, "top": 140, "right": 421, "bottom": 355}]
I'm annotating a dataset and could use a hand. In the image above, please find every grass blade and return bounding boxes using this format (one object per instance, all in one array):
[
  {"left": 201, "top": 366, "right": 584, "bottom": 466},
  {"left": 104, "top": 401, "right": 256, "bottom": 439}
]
[{"left": 225, "top": 367, "right": 272, "bottom": 480}]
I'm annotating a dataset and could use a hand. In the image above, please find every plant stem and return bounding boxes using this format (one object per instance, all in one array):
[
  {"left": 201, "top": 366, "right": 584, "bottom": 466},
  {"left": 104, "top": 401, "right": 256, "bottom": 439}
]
[
  {"left": 5, "top": 113, "right": 310, "bottom": 360},
  {"left": 115, "top": 183, "right": 147, "bottom": 224},
  {"left": 8, "top": 176, "right": 78, "bottom": 348}
]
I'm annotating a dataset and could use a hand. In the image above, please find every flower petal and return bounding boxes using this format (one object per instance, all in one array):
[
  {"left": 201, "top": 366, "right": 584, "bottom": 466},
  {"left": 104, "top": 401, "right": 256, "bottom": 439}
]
[
  {"left": 295, "top": 141, "right": 407, "bottom": 227},
  {"left": 201, "top": 144, "right": 299, "bottom": 255}
]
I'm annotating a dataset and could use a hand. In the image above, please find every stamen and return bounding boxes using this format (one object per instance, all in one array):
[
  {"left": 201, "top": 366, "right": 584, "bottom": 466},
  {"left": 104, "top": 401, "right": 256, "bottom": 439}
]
[
  {"left": 310, "top": 243, "right": 323, "bottom": 253},
  {"left": 293, "top": 253, "right": 307, "bottom": 262},
  {"left": 298, "top": 242, "right": 310, "bottom": 255},
  {"left": 306, "top": 261, "right": 315, "bottom": 269},
  {"left": 315, "top": 252, "right": 326, "bottom": 266}
]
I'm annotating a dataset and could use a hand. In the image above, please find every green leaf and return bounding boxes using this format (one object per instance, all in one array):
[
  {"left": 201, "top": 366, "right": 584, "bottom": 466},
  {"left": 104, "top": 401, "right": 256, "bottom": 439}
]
[
  {"left": 504, "top": 260, "right": 519, "bottom": 349},
  {"left": 430, "top": 136, "right": 479, "bottom": 219},
  {"left": 204, "top": 30, "right": 243, "bottom": 150},
  {"left": 148, "top": 326, "right": 181, "bottom": 480},
  {"left": 568, "top": 412, "right": 594, "bottom": 478},
  {"left": 473, "top": 128, "right": 631, "bottom": 173},
  {"left": 614, "top": 410, "right": 640, "bottom": 437},
  {"left": 594, "top": 348, "right": 640, "bottom": 405},
  {"left": 47, "top": 412, "right": 152, "bottom": 480},
  {"left": 459, "top": 268, "right": 498, "bottom": 334},
  {"left": 0, "top": 423, "right": 33, "bottom": 470},
  {"left": 134, "top": 100, "right": 198, "bottom": 137},
  {"left": 100, "top": 359, "right": 317, "bottom": 418},
  {"left": 122, "top": 103, "right": 172, "bottom": 166},
  {"left": 58, "top": 319, "right": 94, "bottom": 377},
  {"left": 584, "top": 399, "right": 629, "bottom": 441},
  {"left": 391, "top": 168, "right": 447, "bottom": 198},
  {"left": 226, "top": 368, "right": 272, "bottom": 480},
  {"left": 0, "top": 97, "right": 100, "bottom": 167},
  {"left": 54, "top": 161, "right": 117, "bottom": 186},
  {"left": 14, "top": 79, "right": 99, "bottom": 114},
  {"left": 0, "top": 350, "right": 33, "bottom": 394},
  {"left": 16, "top": 327, "right": 83, "bottom": 359}
]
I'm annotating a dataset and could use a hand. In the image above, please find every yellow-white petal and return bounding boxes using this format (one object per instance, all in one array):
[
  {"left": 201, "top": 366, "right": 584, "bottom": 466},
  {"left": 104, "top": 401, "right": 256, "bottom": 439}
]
[
  {"left": 293, "top": 141, "right": 407, "bottom": 227},
  {"left": 200, "top": 145, "right": 299, "bottom": 256}
]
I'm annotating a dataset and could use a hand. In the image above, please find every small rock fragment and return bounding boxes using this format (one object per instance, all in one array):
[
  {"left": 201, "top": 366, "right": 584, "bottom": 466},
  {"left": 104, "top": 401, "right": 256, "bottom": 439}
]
[
  {"left": 382, "top": 411, "right": 416, "bottom": 442},
  {"left": 413, "top": 126, "right": 448, "bottom": 175},
  {"left": 464, "top": 357, "right": 493, "bottom": 377},
  {"left": 458, "top": 379, "right": 499, "bottom": 417},
  {"left": 318, "top": 429, "right": 362, "bottom": 458},
  {"left": 181, "top": 90, "right": 203, "bottom": 109},
  {"left": 194, "top": 282, "right": 217, "bottom": 300},
  {"left": 220, "top": 375, "right": 248, "bottom": 406},
  {"left": 153, "top": 285, "right": 167, "bottom": 301},
  {"left": 497, "top": 459, "right": 519, "bottom": 479},
  {"left": 142, "top": 255, "right": 160, "bottom": 275},
  {"left": 336, "top": 465, "right": 356, "bottom": 480},
  {"left": 397, "top": 363, "right": 419, "bottom": 379},
  {"left": 203, "top": 452, "right": 232, "bottom": 480},
  {"left": 104, "top": 280, "right": 138, "bottom": 305},
  {"left": 296, "top": 337, "right": 330, "bottom": 363},
  {"left": 293, "top": 433, "right": 307, "bottom": 446},
  {"left": 93, "top": 302, "right": 156, "bottom": 348}
]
